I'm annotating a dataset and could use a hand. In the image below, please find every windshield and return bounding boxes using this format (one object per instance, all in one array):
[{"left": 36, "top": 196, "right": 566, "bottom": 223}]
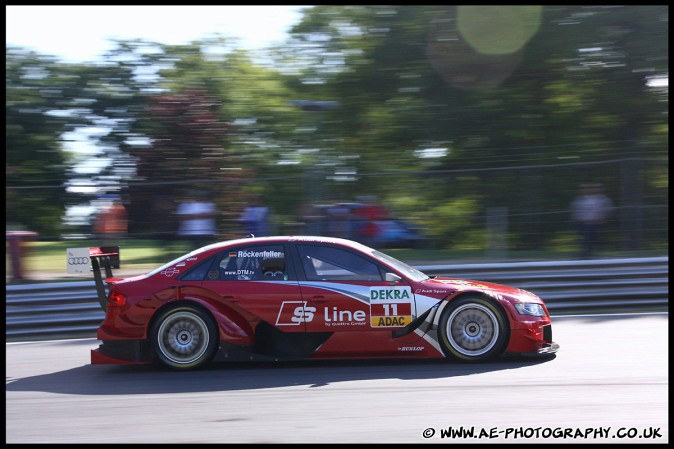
[{"left": 370, "top": 250, "right": 430, "bottom": 282}]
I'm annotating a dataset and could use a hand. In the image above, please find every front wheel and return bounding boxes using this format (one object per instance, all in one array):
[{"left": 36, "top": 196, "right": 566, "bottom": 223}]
[
  {"left": 439, "top": 296, "right": 509, "bottom": 362},
  {"left": 151, "top": 304, "right": 218, "bottom": 370}
]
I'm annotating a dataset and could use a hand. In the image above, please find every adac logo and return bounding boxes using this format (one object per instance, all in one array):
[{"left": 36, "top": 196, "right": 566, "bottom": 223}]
[{"left": 276, "top": 301, "right": 316, "bottom": 326}]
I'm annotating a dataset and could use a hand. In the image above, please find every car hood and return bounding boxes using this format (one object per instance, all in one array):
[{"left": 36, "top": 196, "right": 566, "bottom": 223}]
[{"left": 422, "top": 276, "right": 541, "bottom": 302}]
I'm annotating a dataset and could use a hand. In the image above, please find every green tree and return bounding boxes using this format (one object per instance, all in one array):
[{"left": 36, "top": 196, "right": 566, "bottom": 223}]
[
  {"left": 6, "top": 48, "right": 70, "bottom": 237},
  {"left": 5, "top": 6, "right": 667, "bottom": 253},
  {"left": 282, "top": 5, "right": 668, "bottom": 250},
  {"left": 110, "top": 38, "right": 308, "bottom": 236}
]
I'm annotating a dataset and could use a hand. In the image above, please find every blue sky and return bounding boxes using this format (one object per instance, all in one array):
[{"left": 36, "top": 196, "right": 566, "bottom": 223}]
[{"left": 6, "top": 5, "right": 309, "bottom": 63}]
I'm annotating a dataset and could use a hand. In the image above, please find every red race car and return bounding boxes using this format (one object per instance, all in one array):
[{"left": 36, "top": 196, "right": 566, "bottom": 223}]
[{"left": 91, "top": 236, "right": 558, "bottom": 370}]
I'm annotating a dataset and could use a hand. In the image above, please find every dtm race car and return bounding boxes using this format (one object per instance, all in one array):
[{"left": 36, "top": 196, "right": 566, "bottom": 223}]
[{"left": 90, "top": 236, "right": 558, "bottom": 370}]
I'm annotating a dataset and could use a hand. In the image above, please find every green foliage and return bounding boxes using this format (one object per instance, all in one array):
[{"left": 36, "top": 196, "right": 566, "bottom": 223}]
[
  {"left": 421, "top": 197, "right": 482, "bottom": 247},
  {"left": 6, "top": 48, "right": 70, "bottom": 237},
  {"left": 5, "top": 6, "right": 668, "bottom": 255}
]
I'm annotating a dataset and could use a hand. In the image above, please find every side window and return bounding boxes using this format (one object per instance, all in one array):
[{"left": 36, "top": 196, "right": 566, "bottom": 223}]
[
  {"left": 180, "top": 255, "right": 217, "bottom": 281},
  {"left": 215, "top": 245, "right": 288, "bottom": 281},
  {"left": 297, "top": 244, "right": 383, "bottom": 281}
]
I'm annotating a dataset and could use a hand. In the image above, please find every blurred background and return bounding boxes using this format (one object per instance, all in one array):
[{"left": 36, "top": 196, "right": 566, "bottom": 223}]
[{"left": 6, "top": 5, "right": 668, "bottom": 276}]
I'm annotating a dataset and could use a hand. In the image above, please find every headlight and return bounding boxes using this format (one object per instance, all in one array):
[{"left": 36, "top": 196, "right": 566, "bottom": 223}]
[{"left": 514, "top": 303, "right": 546, "bottom": 317}]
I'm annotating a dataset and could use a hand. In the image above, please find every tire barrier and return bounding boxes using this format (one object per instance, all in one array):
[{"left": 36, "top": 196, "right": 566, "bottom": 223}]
[{"left": 5, "top": 256, "right": 668, "bottom": 342}]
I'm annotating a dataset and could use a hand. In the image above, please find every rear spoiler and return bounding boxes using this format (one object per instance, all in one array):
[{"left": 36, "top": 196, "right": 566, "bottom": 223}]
[
  {"left": 89, "top": 246, "right": 120, "bottom": 310},
  {"left": 67, "top": 246, "right": 120, "bottom": 310}
]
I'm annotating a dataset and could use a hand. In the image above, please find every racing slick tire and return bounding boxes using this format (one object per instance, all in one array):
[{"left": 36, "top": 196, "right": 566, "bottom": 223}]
[
  {"left": 151, "top": 304, "right": 219, "bottom": 370},
  {"left": 438, "top": 296, "right": 509, "bottom": 362}
]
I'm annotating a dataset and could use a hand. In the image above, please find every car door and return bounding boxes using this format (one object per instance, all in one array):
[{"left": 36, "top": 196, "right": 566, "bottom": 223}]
[
  {"left": 293, "top": 243, "right": 415, "bottom": 334},
  {"left": 203, "top": 243, "right": 307, "bottom": 332}
]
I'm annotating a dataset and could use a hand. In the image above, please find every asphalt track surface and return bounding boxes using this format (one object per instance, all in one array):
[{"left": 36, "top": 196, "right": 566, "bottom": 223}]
[{"left": 6, "top": 313, "right": 668, "bottom": 444}]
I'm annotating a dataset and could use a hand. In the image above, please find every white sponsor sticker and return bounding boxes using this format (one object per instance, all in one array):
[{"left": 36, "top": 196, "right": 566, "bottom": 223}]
[{"left": 66, "top": 248, "right": 90, "bottom": 274}]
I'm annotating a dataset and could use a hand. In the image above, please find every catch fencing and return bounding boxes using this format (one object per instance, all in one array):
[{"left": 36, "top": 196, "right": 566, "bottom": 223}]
[{"left": 5, "top": 256, "right": 668, "bottom": 342}]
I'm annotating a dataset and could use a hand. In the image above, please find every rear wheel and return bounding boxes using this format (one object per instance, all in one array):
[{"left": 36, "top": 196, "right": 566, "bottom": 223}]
[
  {"left": 151, "top": 304, "right": 218, "bottom": 370},
  {"left": 439, "top": 296, "right": 508, "bottom": 362}
]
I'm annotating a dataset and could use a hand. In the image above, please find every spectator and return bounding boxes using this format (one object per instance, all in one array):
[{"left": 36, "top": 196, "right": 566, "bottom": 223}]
[
  {"left": 176, "top": 191, "right": 217, "bottom": 249},
  {"left": 240, "top": 196, "right": 269, "bottom": 237},
  {"left": 94, "top": 196, "right": 127, "bottom": 245},
  {"left": 571, "top": 183, "right": 614, "bottom": 259}
]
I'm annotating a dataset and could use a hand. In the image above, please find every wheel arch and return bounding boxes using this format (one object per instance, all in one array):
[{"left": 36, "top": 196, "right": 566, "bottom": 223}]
[
  {"left": 148, "top": 297, "right": 255, "bottom": 346},
  {"left": 433, "top": 290, "right": 510, "bottom": 329}
]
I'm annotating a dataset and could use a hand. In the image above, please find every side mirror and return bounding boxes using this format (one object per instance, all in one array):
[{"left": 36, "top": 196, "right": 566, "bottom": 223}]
[{"left": 385, "top": 272, "right": 401, "bottom": 285}]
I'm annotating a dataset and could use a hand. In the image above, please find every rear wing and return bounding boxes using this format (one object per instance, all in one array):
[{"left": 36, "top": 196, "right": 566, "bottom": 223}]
[
  {"left": 90, "top": 247, "right": 120, "bottom": 310},
  {"left": 67, "top": 246, "right": 119, "bottom": 310}
]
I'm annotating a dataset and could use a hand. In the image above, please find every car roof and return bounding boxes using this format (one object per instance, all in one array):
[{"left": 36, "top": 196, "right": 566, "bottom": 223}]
[{"left": 200, "top": 235, "right": 370, "bottom": 252}]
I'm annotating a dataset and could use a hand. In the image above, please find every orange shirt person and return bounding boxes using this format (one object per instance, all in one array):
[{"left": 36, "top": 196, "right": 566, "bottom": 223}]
[{"left": 95, "top": 199, "right": 128, "bottom": 238}]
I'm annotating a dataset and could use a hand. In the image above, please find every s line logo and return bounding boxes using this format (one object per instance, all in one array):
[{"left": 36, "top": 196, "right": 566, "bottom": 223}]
[{"left": 276, "top": 301, "right": 316, "bottom": 326}]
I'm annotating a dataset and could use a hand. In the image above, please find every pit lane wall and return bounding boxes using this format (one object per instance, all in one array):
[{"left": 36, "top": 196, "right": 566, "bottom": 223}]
[{"left": 5, "top": 257, "right": 668, "bottom": 342}]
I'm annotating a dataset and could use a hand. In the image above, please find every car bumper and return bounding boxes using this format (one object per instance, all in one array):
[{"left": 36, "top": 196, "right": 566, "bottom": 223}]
[
  {"left": 516, "top": 341, "right": 560, "bottom": 357},
  {"left": 506, "top": 319, "right": 559, "bottom": 354}
]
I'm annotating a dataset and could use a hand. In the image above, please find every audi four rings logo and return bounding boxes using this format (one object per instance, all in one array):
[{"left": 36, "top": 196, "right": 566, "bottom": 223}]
[{"left": 68, "top": 257, "right": 89, "bottom": 265}]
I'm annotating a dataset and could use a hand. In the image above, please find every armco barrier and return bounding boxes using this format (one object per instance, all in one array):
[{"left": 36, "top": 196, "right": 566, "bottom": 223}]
[{"left": 5, "top": 256, "right": 668, "bottom": 342}]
